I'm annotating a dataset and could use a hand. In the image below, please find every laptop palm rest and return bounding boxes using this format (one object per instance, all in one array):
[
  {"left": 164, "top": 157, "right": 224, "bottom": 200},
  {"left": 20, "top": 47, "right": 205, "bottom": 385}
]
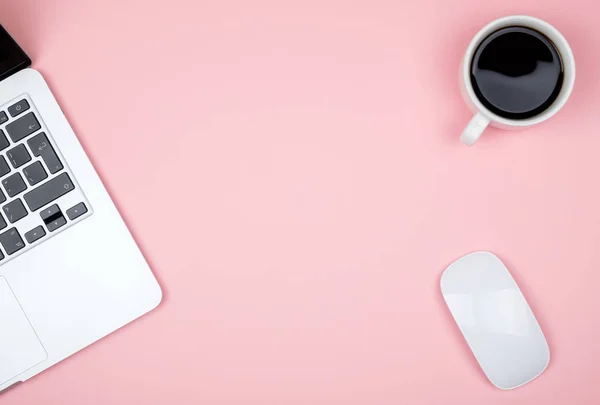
[{"left": 0, "top": 276, "right": 46, "bottom": 386}]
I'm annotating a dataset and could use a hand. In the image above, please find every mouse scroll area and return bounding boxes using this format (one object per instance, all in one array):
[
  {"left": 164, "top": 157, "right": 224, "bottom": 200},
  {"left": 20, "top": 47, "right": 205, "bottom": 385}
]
[
  {"left": 441, "top": 252, "right": 550, "bottom": 390},
  {"left": 0, "top": 276, "right": 47, "bottom": 387}
]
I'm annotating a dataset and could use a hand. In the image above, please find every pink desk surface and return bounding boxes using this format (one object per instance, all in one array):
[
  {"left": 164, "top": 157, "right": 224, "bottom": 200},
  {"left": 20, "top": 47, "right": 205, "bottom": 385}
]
[{"left": 1, "top": 0, "right": 599, "bottom": 404}]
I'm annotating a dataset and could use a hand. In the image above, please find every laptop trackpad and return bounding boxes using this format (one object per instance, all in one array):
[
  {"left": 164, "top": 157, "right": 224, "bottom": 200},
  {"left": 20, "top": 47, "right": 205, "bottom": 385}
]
[{"left": 0, "top": 276, "right": 47, "bottom": 385}]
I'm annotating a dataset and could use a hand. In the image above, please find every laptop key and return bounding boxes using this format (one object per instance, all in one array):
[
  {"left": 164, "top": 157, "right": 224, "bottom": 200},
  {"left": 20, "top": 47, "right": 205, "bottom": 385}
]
[
  {"left": 24, "top": 226, "right": 45, "bottom": 244},
  {"left": 6, "top": 112, "right": 40, "bottom": 143},
  {"left": 0, "top": 130, "right": 9, "bottom": 152},
  {"left": 27, "top": 133, "right": 63, "bottom": 174},
  {"left": 2, "top": 173, "right": 26, "bottom": 198},
  {"left": 6, "top": 144, "right": 31, "bottom": 169},
  {"left": 0, "top": 156, "right": 10, "bottom": 178},
  {"left": 24, "top": 173, "right": 74, "bottom": 212},
  {"left": 3, "top": 199, "right": 27, "bottom": 224},
  {"left": 6, "top": 112, "right": 42, "bottom": 142},
  {"left": 40, "top": 204, "right": 61, "bottom": 221},
  {"left": 23, "top": 161, "right": 47, "bottom": 186},
  {"left": 66, "top": 202, "right": 87, "bottom": 220},
  {"left": 0, "top": 228, "right": 24, "bottom": 255},
  {"left": 46, "top": 215, "right": 66, "bottom": 232},
  {"left": 41, "top": 205, "right": 66, "bottom": 232},
  {"left": 8, "top": 99, "right": 29, "bottom": 118},
  {"left": 0, "top": 112, "right": 7, "bottom": 125}
]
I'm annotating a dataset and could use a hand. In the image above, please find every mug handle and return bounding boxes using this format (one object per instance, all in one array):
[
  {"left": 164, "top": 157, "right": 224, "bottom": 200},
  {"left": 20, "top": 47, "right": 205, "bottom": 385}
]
[{"left": 460, "top": 112, "right": 490, "bottom": 146}]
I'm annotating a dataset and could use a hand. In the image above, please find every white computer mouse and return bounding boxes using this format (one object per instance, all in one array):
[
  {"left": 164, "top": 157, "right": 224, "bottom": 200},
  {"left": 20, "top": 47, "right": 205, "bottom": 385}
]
[{"left": 440, "top": 251, "right": 550, "bottom": 390}]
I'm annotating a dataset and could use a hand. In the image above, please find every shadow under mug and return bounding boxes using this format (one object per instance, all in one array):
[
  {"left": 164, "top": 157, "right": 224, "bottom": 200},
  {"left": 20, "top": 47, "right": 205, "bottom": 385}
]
[{"left": 459, "top": 15, "right": 576, "bottom": 146}]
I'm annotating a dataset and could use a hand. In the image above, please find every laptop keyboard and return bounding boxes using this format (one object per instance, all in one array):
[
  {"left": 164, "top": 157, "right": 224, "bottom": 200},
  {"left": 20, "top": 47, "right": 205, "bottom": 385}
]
[{"left": 0, "top": 95, "right": 90, "bottom": 263}]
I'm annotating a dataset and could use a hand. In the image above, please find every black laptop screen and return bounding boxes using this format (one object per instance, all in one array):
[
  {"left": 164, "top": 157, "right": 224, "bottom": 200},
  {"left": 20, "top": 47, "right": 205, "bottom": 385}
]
[{"left": 0, "top": 25, "right": 30, "bottom": 83}]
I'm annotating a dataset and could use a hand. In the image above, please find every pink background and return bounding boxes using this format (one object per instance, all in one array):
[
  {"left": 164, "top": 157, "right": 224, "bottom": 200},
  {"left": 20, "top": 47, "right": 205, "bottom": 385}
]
[{"left": 1, "top": 0, "right": 599, "bottom": 403}]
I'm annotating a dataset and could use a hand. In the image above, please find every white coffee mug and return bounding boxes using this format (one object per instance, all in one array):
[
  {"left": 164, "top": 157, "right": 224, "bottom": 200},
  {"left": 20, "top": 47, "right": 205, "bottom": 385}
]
[{"left": 459, "top": 15, "right": 576, "bottom": 146}]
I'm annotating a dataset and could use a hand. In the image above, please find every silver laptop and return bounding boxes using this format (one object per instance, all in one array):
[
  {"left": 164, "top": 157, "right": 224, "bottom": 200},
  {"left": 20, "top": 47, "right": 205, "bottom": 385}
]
[{"left": 0, "top": 26, "right": 162, "bottom": 392}]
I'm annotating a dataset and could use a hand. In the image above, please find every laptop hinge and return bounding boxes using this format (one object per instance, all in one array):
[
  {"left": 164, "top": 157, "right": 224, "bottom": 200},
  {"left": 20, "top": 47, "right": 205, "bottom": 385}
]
[{"left": 0, "top": 24, "right": 31, "bottom": 82}]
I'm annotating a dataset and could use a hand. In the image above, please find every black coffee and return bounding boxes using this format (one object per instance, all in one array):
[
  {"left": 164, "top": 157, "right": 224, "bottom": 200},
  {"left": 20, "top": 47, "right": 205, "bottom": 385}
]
[{"left": 471, "top": 26, "right": 563, "bottom": 120}]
